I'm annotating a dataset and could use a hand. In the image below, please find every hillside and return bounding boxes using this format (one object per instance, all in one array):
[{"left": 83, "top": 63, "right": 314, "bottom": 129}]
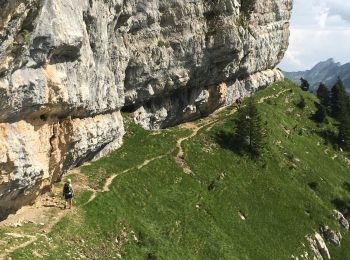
[
  {"left": 1, "top": 80, "right": 350, "bottom": 259},
  {"left": 283, "top": 58, "right": 350, "bottom": 92}
]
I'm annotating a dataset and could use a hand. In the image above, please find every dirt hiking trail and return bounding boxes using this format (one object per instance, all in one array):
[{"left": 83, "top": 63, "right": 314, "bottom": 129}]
[{"left": 0, "top": 89, "right": 289, "bottom": 259}]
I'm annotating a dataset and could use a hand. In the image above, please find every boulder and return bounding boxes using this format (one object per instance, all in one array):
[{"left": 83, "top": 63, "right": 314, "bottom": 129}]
[
  {"left": 333, "top": 209, "right": 349, "bottom": 230},
  {"left": 307, "top": 233, "right": 331, "bottom": 260},
  {"left": 321, "top": 225, "right": 342, "bottom": 247}
]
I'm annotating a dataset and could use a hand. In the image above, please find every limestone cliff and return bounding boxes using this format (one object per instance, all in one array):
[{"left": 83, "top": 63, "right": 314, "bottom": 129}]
[{"left": 0, "top": 0, "right": 292, "bottom": 218}]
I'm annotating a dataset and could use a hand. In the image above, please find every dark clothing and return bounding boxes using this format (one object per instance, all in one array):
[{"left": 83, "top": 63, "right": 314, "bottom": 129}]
[
  {"left": 63, "top": 183, "right": 73, "bottom": 200},
  {"left": 64, "top": 191, "right": 73, "bottom": 200}
]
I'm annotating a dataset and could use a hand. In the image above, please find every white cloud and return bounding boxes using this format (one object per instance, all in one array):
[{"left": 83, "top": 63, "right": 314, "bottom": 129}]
[
  {"left": 316, "top": 7, "right": 329, "bottom": 28},
  {"left": 279, "top": 0, "right": 350, "bottom": 71},
  {"left": 325, "top": 0, "right": 350, "bottom": 22}
]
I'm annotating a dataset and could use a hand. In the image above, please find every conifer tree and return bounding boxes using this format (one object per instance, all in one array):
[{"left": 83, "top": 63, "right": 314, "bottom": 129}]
[
  {"left": 235, "top": 106, "right": 249, "bottom": 146},
  {"left": 297, "top": 95, "right": 306, "bottom": 109},
  {"left": 331, "top": 78, "right": 348, "bottom": 120},
  {"left": 338, "top": 115, "right": 350, "bottom": 150},
  {"left": 300, "top": 77, "right": 310, "bottom": 91},
  {"left": 312, "top": 103, "right": 327, "bottom": 123},
  {"left": 235, "top": 99, "right": 265, "bottom": 157},
  {"left": 316, "top": 83, "right": 330, "bottom": 109}
]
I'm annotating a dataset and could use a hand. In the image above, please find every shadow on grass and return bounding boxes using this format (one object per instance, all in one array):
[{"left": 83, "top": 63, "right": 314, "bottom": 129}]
[
  {"left": 316, "top": 129, "right": 339, "bottom": 148},
  {"left": 213, "top": 130, "right": 244, "bottom": 155},
  {"left": 308, "top": 181, "right": 319, "bottom": 192},
  {"left": 213, "top": 129, "right": 257, "bottom": 159},
  {"left": 332, "top": 198, "right": 350, "bottom": 217},
  {"left": 343, "top": 182, "right": 350, "bottom": 193}
]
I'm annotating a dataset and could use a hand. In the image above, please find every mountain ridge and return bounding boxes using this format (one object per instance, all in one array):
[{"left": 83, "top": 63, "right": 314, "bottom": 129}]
[{"left": 283, "top": 58, "right": 350, "bottom": 91}]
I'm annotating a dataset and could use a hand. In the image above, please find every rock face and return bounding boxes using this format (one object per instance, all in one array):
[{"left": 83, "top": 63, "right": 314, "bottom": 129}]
[
  {"left": 307, "top": 233, "right": 331, "bottom": 260},
  {"left": 333, "top": 209, "right": 350, "bottom": 230},
  {"left": 0, "top": 0, "right": 292, "bottom": 218},
  {"left": 321, "top": 225, "right": 342, "bottom": 247}
]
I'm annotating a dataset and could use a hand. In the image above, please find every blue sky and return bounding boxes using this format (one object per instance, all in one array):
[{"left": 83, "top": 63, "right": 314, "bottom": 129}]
[{"left": 278, "top": 0, "right": 350, "bottom": 72}]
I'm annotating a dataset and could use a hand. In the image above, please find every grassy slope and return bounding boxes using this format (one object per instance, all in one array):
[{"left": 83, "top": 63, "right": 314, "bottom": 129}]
[{"left": 9, "top": 80, "right": 350, "bottom": 259}]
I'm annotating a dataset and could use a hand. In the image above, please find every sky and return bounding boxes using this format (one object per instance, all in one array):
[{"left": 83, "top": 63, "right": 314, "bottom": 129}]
[{"left": 278, "top": 0, "right": 350, "bottom": 72}]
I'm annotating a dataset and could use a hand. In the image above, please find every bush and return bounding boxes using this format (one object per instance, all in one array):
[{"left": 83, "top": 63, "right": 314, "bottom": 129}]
[
  {"left": 300, "top": 78, "right": 310, "bottom": 91},
  {"left": 312, "top": 103, "right": 327, "bottom": 123},
  {"left": 20, "top": 29, "right": 31, "bottom": 46},
  {"left": 240, "top": 0, "right": 257, "bottom": 18},
  {"left": 296, "top": 95, "right": 306, "bottom": 110},
  {"left": 157, "top": 40, "right": 170, "bottom": 48}
]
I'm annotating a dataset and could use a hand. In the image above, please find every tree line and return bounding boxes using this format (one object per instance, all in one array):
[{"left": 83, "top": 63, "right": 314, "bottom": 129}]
[
  {"left": 301, "top": 77, "right": 350, "bottom": 151},
  {"left": 232, "top": 77, "right": 350, "bottom": 160}
]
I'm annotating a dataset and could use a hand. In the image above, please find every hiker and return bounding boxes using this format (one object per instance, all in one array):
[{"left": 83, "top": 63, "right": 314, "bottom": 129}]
[
  {"left": 63, "top": 178, "right": 74, "bottom": 209},
  {"left": 236, "top": 97, "right": 242, "bottom": 109}
]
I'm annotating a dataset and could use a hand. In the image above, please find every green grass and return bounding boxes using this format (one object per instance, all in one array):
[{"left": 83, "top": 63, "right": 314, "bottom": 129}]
[
  {"left": 8, "top": 80, "right": 350, "bottom": 259},
  {"left": 80, "top": 123, "right": 190, "bottom": 190}
]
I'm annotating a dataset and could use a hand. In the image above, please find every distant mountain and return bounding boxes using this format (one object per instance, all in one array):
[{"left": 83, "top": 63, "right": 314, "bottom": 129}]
[{"left": 283, "top": 58, "right": 350, "bottom": 92}]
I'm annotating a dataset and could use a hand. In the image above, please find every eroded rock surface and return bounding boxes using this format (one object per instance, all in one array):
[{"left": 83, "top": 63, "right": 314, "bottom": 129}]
[
  {"left": 321, "top": 225, "right": 342, "bottom": 247},
  {"left": 307, "top": 233, "right": 331, "bottom": 260},
  {"left": 0, "top": 0, "right": 292, "bottom": 218},
  {"left": 333, "top": 209, "right": 350, "bottom": 230}
]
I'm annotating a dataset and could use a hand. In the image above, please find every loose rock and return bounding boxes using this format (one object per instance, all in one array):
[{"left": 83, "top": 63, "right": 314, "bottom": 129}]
[{"left": 333, "top": 209, "right": 349, "bottom": 230}]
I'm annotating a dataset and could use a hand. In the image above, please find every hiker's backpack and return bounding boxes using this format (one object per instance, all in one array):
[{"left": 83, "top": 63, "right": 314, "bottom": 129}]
[{"left": 63, "top": 183, "right": 71, "bottom": 195}]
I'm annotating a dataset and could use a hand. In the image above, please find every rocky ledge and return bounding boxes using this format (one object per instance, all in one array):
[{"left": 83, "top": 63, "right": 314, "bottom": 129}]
[{"left": 0, "top": 0, "right": 292, "bottom": 219}]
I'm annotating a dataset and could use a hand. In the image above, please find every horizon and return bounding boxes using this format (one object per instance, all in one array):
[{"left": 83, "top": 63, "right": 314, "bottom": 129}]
[
  {"left": 279, "top": 0, "right": 350, "bottom": 72},
  {"left": 281, "top": 57, "right": 348, "bottom": 72}
]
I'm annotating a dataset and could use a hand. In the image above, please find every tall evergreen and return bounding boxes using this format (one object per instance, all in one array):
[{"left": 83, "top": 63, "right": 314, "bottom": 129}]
[
  {"left": 316, "top": 83, "right": 330, "bottom": 109},
  {"left": 331, "top": 78, "right": 348, "bottom": 120},
  {"left": 296, "top": 95, "right": 306, "bottom": 110},
  {"left": 312, "top": 103, "right": 327, "bottom": 123},
  {"left": 300, "top": 77, "right": 310, "bottom": 91},
  {"left": 338, "top": 115, "right": 350, "bottom": 150},
  {"left": 235, "top": 99, "right": 265, "bottom": 157},
  {"left": 235, "top": 106, "right": 249, "bottom": 146},
  {"left": 329, "top": 78, "right": 350, "bottom": 150}
]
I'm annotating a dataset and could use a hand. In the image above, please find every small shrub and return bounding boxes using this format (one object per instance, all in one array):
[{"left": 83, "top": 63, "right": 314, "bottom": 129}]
[
  {"left": 296, "top": 95, "right": 306, "bottom": 110},
  {"left": 311, "top": 103, "right": 327, "bottom": 123},
  {"left": 203, "top": 9, "right": 220, "bottom": 22},
  {"left": 157, "top": 40, "right": 170, "bottom": 48},
  {"left": 300, "top": 78, "right": 310, "bottom": 91},
  {"left": 308, "top": 181, "right": 318, "bottom": 191},
  {"left": 240, "top": 0, "right": 257, "bottom": 18},
  {"left": 235, "top": 14, "right": 249, "bottom": 30},
  {"left": 20, "top": 29, "right": 31, "bottom": 46}
]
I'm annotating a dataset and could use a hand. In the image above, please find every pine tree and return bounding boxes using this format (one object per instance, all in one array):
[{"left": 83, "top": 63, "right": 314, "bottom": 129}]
[
  {"left": 312, "top": 103, "right": 327, "bottom": 123},
  {"left": 300, "top": 77, "right": 310, "bottom": 91},
  {"left": 297, "top": 95, "right": 306, "bottom": 109},
  {"left": 234, "top": 106, "right": 249, "bottom": 146},
  {"left": 331, "top": 78, "right": 348, "bottom": 121},
  {"left": 234, "top": 99, "right": 265, "bottom": 157},
  {"left": 247, "top": 101, "right": 265, "bottom": 156},
  {"left": 338, "top": 115, "right": 350, "bottom": 150},
  {"left": 316, "top": 83, "right": 330, "bottom": 109}
]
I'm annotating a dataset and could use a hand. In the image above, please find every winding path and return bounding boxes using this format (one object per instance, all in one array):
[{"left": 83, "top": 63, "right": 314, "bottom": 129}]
[
  {"left": 1, "top": 89, "right": 290, "bottom": 259},
  {"left": 101, "top": 152, "right": 172, "bottom": 193}
]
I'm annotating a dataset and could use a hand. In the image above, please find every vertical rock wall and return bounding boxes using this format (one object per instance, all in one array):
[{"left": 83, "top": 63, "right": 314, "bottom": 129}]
[{"left": 0, "top": 0, "right": 292, "bottom": 218}]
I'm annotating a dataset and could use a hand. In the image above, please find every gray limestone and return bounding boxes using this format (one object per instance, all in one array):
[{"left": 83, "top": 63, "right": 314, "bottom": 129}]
[{"left": 0, "top": 0, "right": 292, "bottom": 218}]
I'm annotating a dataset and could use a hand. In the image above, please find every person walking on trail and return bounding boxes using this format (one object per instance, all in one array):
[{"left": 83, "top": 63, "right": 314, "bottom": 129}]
[
  {"left": 236, "top": 97, "right": 242, "bottom": 109},
  {"left": 63, "top": 178, "right": 74, "bottom": 209}
]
